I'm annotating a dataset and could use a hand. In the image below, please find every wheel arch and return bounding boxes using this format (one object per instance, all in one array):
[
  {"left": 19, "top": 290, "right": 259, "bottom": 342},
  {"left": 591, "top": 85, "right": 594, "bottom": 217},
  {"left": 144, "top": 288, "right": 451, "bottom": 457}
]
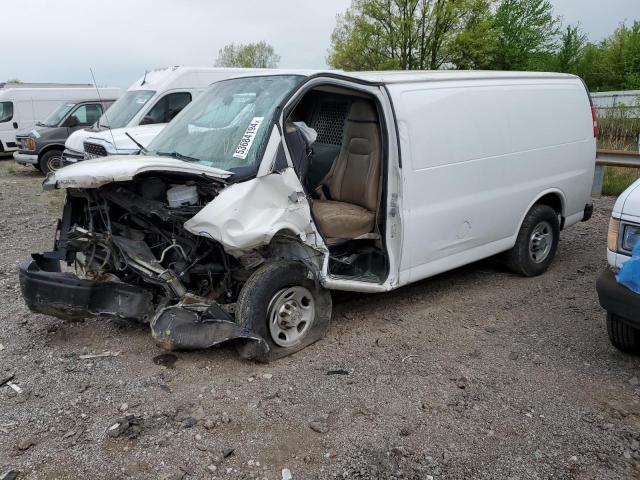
[
  {"left": 38, "top": 144, "right": 65, "bottom": 160},
  {"left": 517, "top": 189, "right": 566, "bottom": 235}
]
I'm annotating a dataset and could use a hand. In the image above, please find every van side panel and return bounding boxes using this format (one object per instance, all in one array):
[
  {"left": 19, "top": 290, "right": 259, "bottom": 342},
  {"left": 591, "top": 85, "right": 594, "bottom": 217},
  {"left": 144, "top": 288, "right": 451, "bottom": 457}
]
[{"left": 389, "top": 78, "right": 595, "bottom": 282}]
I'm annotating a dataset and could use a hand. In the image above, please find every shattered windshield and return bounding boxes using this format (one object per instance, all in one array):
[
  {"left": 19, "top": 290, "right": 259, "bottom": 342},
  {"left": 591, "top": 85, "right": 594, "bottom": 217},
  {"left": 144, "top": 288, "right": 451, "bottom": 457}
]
[
  {"left": 99, "top": 90, "right": 155, "bottom": 128},
  {"left": 42, "top": 103, "right": 75, "bottom": 127},
  {"left": 146, "top": 75, "right": 303, "bottom": 172}
]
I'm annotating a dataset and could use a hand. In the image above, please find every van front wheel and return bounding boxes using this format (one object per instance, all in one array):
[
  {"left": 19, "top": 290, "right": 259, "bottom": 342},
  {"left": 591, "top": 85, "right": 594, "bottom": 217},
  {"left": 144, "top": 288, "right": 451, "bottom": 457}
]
[
  {"left": 39, "top": 150, "right": 64, "bottom": 175},
  {"left": 506, "top": 204, "right": 560, "bottom": 277},
  {"left": 235, "top": 261, "right": 332, "bottom": 362}
]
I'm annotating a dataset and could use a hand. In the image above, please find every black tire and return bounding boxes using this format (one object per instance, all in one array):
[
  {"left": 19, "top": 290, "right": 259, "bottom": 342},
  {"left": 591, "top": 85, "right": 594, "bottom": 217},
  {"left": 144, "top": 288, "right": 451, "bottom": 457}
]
[
  {"left": 607, "top": 312, "right": 640, "bottom": 354},
  {"left": 506, "top": 204, "right": 560, "bottom": 277},
  {"left": 39, "top": 150, "right": 64, "bottom": 175},
  {"left": 235, "top": 261, "right": 332, "bottom": 362}
]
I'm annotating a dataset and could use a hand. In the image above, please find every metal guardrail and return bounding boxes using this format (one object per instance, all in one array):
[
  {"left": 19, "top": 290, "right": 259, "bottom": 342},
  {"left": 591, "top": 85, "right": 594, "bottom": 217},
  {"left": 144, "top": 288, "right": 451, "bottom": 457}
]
[{"left": 592, "top": 149, "right": 640, "bottom": 197}]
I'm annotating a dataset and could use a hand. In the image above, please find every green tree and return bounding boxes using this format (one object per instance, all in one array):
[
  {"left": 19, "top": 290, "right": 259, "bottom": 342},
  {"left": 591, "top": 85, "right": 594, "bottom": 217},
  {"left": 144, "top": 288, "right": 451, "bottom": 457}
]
[
  {"left": 215, "top": 41, "right": 280, "bottom": 68},
  {"left": 328, "top": 0, "right": 495, "bottom": 71},
  {"left": 448, "top": 0, "right": 497, "bottom": 69},
  {"left": 5, "top": 78, "right": 21, "bottom": 84},
  {"left": 555, "top": 24, "right": 587, "bottom": 74},
  {"left": 491, "top": 0, "right": 560, "bottom": 70}
]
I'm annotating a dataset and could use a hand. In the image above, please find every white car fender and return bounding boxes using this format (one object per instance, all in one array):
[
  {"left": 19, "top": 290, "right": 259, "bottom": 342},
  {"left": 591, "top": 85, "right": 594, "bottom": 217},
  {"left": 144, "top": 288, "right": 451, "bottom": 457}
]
[{"left": 185, "top": 168, "right": 323, "bottom": 256}]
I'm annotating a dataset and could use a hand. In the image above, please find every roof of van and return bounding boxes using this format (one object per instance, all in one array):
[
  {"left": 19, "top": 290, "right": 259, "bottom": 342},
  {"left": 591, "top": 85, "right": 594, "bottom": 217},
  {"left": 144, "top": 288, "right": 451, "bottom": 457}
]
[
  {"left": 219, "top": 69, "right": 579, "bottom": 84},
  {"left": 0, "top": 82, "right": 94, "bottom": 89},
  {"left": 126, "top": 66, "right": 272, "bottom": 92}
]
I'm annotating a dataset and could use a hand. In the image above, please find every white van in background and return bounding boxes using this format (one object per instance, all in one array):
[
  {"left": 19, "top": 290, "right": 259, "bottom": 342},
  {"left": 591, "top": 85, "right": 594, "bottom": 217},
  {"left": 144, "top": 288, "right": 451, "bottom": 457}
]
[
  {"left": 0, "top": 83, "right": 121, "bottom": 153},
  {"left": 62, "top": 66, "right": 264, "bottom": 164}
]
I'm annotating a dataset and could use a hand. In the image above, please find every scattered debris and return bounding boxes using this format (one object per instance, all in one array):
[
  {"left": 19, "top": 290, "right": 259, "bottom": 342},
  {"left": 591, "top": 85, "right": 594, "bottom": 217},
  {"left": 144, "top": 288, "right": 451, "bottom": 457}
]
[
  {"left": 309, "top": 415, "right": 330, "bottom": 434},
  {"left": 119, "top": 403, "right": 129, "bottom": 412},
  {"left": 401, "top": 355, "right": 420, "bottom": 363},
  {"left": 6, "top": 382, "right": 22, "bottom": 394},
  {"left": 0, "top": 343, "right": 4, "bottom": 351},
  {"left": 153, "top": 353, "right": 178, "bottom": 369},
  {"left": 456, "top": 377, "right": 468, "bottom": 389},
  {"left": 159, "top": 467, "right": 185, "bottom": 480},
  {"left": 106, "top": 415, "right": 143, "bottom": 439},
  {"left": 327, "top": 369, "right": 349, "bottom": 375},
  {"left": 262, "top": 373, "right": 273, "bottom": 379},
  {"left": 0, "top": 373, "right": 15, "bottom": 387},
  {"left": 0, "top": 470, "right": 20, "bottom": 480},
  {"left": 325, "top": 449, "right": 337, "bottom": 459},
  {"left": 181, "top": 417, "right": 197, "bottom": 428},
  {"left": 17, "top": 438, "right": 36, "bottom": 451},
  {"left": 223, "top": 447, "right": 235, "bottom": 458},
  {"left": 282, "top": 468, "right": 293, "bottom": 480},
  {"left": 79, "top": 351, "right": 121, "bottom": 359}
]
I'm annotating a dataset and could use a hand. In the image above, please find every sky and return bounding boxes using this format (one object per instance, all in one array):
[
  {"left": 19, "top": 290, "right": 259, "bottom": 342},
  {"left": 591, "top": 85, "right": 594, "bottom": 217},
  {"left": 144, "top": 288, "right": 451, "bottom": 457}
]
[{"left": 1, "top": 0, "right": 638, "bottom": 89}]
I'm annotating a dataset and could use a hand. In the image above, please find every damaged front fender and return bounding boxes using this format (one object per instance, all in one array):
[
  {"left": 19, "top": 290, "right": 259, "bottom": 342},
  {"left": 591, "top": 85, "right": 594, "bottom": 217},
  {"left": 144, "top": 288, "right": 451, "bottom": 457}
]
[{"left": 184, "top": 168, "right": 323, "bottom": 255}]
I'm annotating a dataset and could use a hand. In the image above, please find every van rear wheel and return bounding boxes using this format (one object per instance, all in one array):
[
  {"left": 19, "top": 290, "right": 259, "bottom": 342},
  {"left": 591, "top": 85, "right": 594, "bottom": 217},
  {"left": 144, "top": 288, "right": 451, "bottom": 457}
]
[
  {"left": 506, "top": 204, "right": 560, "bottom": 277},
  {"left": 235, "top": 261, "right": 332, "bottom": 362},
  {"left": 39, "top": 150, "right": 64, "bottom": 175}
]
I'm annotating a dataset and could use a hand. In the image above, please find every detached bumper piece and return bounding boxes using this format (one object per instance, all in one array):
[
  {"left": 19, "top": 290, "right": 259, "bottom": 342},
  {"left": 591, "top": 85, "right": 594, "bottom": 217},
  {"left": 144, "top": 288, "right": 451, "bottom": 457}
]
[
  {"left": 19, "top": 254, "right": 154, "bottom": 322},
  {"left": 151, "top": 301, "right": 269, "bottom": 360},
  {"left": 19, "top": 254, "right": 269, "bottom": 360},
  {"left": 596, "top": 268, "right": 640, "bottom": 328}
]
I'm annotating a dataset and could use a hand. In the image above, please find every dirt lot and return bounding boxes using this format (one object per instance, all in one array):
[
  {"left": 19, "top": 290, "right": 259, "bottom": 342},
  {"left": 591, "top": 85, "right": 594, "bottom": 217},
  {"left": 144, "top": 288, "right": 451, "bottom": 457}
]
[{"left": 1, "top": 159, "right": 640, "bottom": 480}]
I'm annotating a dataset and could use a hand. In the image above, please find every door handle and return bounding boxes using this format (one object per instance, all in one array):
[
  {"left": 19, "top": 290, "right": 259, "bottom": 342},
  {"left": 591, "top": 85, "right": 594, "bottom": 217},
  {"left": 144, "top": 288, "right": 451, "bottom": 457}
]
[{"left": 13, "top": 122, "right": 18, "bottom": 129}]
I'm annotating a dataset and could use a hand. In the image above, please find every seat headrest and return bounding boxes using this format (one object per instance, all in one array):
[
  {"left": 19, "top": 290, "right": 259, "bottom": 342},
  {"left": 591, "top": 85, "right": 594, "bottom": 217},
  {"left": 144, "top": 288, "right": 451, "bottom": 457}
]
[{"left": 348, "top": 100, "right": 378, "bottom": 123}]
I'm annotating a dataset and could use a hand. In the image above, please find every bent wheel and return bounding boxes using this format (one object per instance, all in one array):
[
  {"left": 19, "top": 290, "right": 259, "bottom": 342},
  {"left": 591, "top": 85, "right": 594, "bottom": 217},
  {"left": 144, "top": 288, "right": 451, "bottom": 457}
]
[{"left": 236, "top": 261, "right": 332, "bottom": 362}]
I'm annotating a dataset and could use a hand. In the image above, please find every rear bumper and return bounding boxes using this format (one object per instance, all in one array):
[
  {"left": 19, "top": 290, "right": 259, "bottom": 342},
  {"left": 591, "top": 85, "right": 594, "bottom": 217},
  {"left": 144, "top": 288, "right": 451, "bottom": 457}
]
[
  {"left": 18, "top": 254, "right": 154, "bottom": 322},
  {"left": 13, "top": 152, "right": 38, "bottom": 165},
  {"left": 596, "top": 268, "right": 640, "bottom": 327}
]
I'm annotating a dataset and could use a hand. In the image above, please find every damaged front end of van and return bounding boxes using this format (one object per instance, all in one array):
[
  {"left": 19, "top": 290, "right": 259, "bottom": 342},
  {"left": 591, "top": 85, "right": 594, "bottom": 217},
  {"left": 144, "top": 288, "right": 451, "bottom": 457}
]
[
  {"left": 19, "top": 155, "right": 327, "bottom": 361},
  {"left": 18, "top": 75, "right": 333, "bottom": 362}
]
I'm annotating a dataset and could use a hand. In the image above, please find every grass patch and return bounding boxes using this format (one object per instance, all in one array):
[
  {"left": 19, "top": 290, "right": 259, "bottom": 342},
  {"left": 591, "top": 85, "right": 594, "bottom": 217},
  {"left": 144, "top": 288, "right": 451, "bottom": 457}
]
[{"left": 603, "top": 167, "right": 640, "bottom": 196}]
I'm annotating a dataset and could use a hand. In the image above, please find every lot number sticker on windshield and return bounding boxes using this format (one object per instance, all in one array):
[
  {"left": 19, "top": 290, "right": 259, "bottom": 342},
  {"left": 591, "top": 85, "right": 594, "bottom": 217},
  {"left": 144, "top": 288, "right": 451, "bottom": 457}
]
[{"left": 233, "top": 117, "right": 264, "bottom": 159}]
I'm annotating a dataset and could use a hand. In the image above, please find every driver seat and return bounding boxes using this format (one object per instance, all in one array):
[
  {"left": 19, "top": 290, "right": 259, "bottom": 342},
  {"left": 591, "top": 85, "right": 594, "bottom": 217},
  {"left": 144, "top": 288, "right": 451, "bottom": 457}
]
[{"left": 311, "top": 100, "right": 381, "bottom": 241}]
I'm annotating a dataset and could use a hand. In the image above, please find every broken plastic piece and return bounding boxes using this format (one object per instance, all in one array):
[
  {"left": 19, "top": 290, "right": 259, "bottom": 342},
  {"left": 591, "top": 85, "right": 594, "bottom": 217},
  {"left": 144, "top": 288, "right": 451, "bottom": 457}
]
[{"left": 151, "top": 303, "right": 269, "bottom": 359}]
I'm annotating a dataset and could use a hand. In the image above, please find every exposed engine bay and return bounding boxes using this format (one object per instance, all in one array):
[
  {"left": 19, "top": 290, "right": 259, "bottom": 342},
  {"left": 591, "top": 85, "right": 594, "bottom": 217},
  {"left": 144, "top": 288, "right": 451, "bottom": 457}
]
[
  {"left": 61, "top": 174, "right": 237, "bottom": 307},
  {"left": 21, "top": 173, "right": 294, "bottom": 359}
]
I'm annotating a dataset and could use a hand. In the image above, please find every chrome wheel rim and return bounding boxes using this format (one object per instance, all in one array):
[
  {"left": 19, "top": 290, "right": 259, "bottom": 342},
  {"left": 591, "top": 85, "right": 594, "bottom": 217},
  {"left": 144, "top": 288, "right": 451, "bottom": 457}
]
[
  {"left": 47, "top": 155, "right": 63, "bottom": 172},
  {"left": 529, "top": 221, "right": 553, "bottom": 263},
  {"left": 268, "top": 286, "right": 315, "bottom": 347}
]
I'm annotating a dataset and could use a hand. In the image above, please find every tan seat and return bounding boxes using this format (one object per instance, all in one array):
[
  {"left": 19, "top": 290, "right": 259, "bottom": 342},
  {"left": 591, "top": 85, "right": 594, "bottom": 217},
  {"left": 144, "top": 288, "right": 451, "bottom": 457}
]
[{"left": 312, "top": 100, "right": 381, "bottom": 240}]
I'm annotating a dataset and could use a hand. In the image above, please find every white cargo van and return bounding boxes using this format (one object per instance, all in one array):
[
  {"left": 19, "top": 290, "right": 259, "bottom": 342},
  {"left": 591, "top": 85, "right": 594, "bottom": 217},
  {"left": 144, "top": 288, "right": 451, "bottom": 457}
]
[
  {"left": 62, "top": 66, "right": 263, "bottom": 164},
  {"left": 0, "top": 83, "right": 120, "bottom": 153},
  {"left": 20, "top": 71, "right": 596, "bottom": 362}
]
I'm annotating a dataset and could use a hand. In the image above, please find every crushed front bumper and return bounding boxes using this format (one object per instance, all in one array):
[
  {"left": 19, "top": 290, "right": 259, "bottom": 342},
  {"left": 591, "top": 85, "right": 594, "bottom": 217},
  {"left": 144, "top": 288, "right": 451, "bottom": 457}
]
[
  {"left": 596, "top": 268, "right": 640, "bottom": 328},
  {"left": 18, "top": 254, "right": 269, "bottom": 359},
  {"left": 19, "top": 254, "right": 155, "bottom": 322}
]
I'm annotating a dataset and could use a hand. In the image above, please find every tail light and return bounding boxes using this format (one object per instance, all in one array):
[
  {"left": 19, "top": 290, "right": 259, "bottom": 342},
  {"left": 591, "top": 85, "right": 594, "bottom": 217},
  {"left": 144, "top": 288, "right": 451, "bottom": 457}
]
[{"left": 591, "top": 106, "right": 599, "bottom": 138}]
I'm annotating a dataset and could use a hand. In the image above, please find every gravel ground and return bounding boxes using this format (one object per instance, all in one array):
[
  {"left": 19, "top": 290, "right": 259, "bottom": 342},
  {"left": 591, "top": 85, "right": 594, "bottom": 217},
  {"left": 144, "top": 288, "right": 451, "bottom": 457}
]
[{"left": 1, "top": 160, "right": 640, "bottom": 480}]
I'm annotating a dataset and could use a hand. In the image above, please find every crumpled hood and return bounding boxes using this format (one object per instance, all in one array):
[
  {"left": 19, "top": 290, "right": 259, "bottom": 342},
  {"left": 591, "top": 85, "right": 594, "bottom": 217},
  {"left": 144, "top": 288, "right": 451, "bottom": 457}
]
[
  {"left": 44, "top": 155, "right": 232, "bottom": 189},
  {"left": 85, "top": 124, "right": 166, "bottom": 153}
]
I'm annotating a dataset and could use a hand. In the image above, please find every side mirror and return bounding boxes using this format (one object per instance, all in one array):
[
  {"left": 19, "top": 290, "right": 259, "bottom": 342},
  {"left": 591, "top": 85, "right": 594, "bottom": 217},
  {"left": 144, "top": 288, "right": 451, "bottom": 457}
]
[
  {"left": 65, "top": 116, "right": 79, "bottom": 128},
  {"left": 140, "top": 115, "right": 155, "bottom": 125}
]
